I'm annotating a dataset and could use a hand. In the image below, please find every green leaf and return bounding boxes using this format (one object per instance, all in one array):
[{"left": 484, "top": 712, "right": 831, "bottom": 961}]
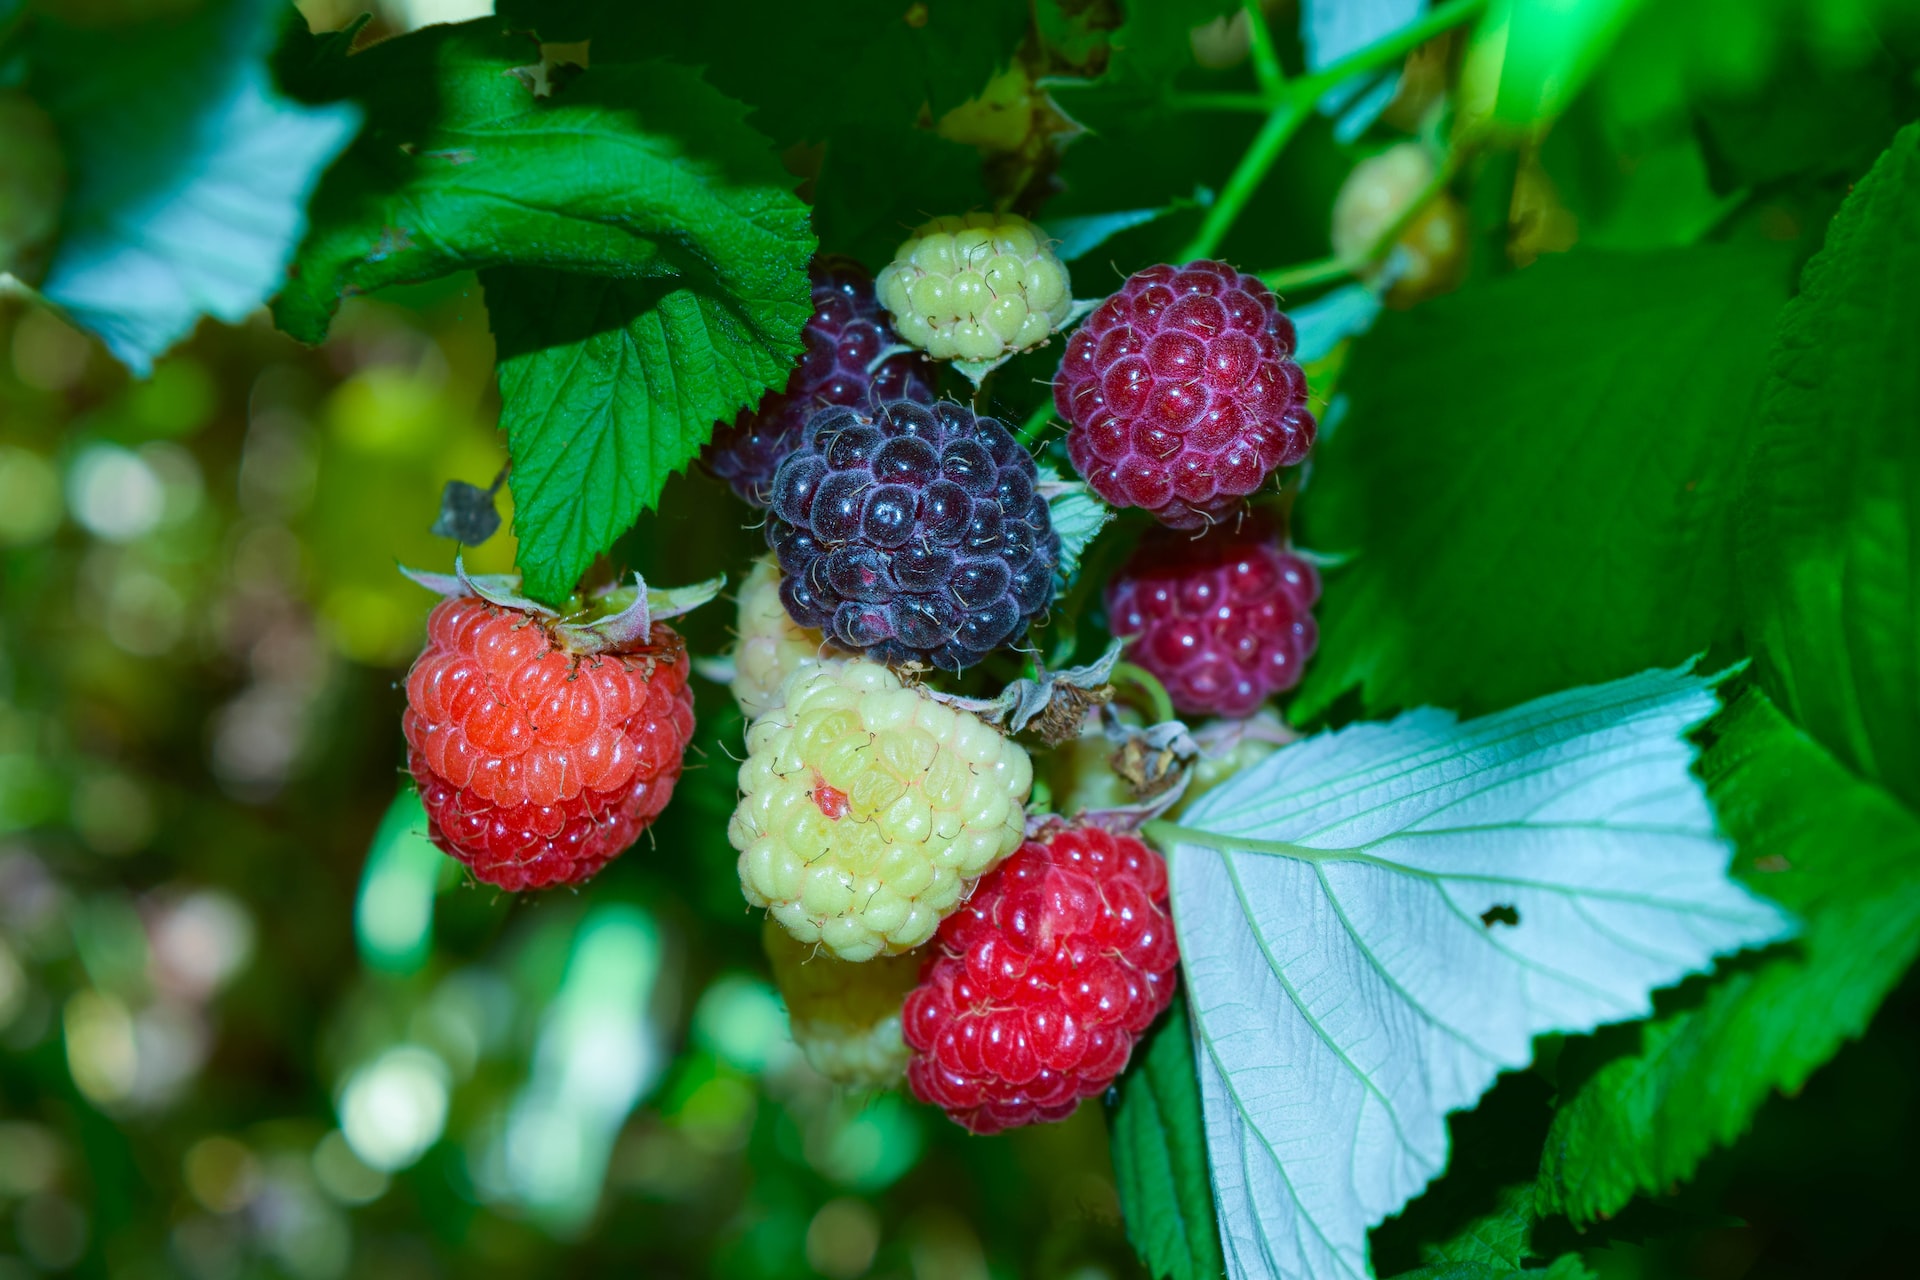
[
  {"left": 1536, "top": 685, "right": 1920, "bottom": 1226},
  {"left": 28, "top": 0, "right": 359, "bottom": 374},
  {"left": 1294, "top": 247, "right": 1793, "bottom": 721},
  {"left": 1419, "top": 1186, "right": 1532, "bottom": 1269},
  {"left": 274, "top": 30, "right": 811, "bottom": 345},
  {"left": 486, "top": 269, "right": 799, "bottom": 607},
  {"left": 1109, "top": 992, "right": 1224, "bottom": 1280},
  {"left": 1037, "top": 466, "right": 1111, "bottom": 598},
  {"left": 1738, "top": 123, "right": 1920, "bottom": 809},
  {"left": 273, "top": 24, "right": 812, "bottom": 604}
]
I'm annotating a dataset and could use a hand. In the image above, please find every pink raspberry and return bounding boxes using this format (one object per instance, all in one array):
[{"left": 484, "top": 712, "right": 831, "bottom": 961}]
[
  {"left": 1105, "top": 522, "right": 1320, "bottom": 718},
  {"left": 1056, "top": 260, "right": 1314, "bottom": 530},
  {"left": 903, "top": 825, "right": 1179, "bottom": 1134}
]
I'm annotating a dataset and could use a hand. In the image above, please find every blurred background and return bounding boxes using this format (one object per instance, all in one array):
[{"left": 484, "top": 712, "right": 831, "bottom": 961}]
[{"left": 5, "top": 0, "right": 1920, "bottom": 1278}]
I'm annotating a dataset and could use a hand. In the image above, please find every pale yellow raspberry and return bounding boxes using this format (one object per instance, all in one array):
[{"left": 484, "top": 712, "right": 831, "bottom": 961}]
[
  {"left": 763, "top": 919, "right": 918, "bottom": 1088},
  {"left": 875, "top": 212, "right": 1072, "bottom": 363},
  {"left": 730, "top": 660, "right": 1032, "bottom": 962},
  {"left": 1330, "top": 142, "right": 1467, "bottom": 307},
  {"left": 729, "top": 555, "right": 844, "bottom": 721}
]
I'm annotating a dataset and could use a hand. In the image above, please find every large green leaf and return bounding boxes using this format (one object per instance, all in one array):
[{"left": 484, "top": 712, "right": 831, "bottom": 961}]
[
  {"left": 29, "top": 0, "right": 358, "bottom": 374},
  {"left": 273, "top": 28, "right": 812, "bottom": 345},
  {"left": 486, "top": 269, "right": 797, "bottom": 606},
  {"left": 1536, "top": 685, "right": 1920, "bottom": 1225},
  {"left": 273, "top": 23, "right": 812, "bottom": 604},
  {"left": 1109, "top": 993, "right": 1224, "bottom": 1280},
  {"left": 1294, "top": 247, "right": 1792, "bottom": 721},
  {"left": 1738, "top": 123, "right": 1920, "bottom": 809}
]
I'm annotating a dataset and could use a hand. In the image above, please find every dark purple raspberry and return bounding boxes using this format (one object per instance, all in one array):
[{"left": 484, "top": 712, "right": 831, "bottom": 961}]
[
  {"left": 767, "top": 400, "right": 1059, "bottom": 672},
  {"left": 703, "top": 259, "right": 933, "bottom": 506},
  {"left": 1056, "top": 260, "right": 1315, "bottom": 530},
  {"left": 1105, "top": 522, "right": 1319, "bottom": 718}
]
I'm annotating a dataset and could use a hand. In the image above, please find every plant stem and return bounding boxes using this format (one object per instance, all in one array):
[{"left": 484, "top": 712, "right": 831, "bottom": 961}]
[
  {"left": 1113, "top": 662, "right": 1177, "bottom": 725},
  {"left": 1177, "top": 100, "right": 1307, "bottom": 261},
  {"left": 1260, "top": 254, "right": 1352, "bottom": 294},
  {"left": 1174, "top": 0, "right": 1489, "bottom": 262},
  {"left": 1017, "top": 398, "right": 1055, "bottom": 446},
  {"left": 1243, "top": 0, "right": 1286, "bottom": 97}
]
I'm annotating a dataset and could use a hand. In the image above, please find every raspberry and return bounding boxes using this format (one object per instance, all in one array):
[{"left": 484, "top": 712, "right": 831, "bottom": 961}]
[
  {"left": 876, "top": 213, "right": 1071, "bottom": 362},
  {"left": 703, "top": 260, "right": 934, "bottom": 506},
  {"left": 1330, "top": 142, "right": 1466, "bottom": 306},
  {"left": 764, "top": 919, "right": 918, "bottom": 1088},
  {"left": 731, "top": 661, "right": 1031, "bottom": 962},
  {"left": 403, "top": 597, "right": 694, "bottom": 890},
  {"left": 1105, "top": 522, "right": 1320, "bottom": 718},
  {"left": 729, "top": 554, "right": 845, "bottom": 722},
  {"left": 767, "top": 399, "right": 1059, "bottom": 673},
  {"left": 903, "top": 825, "right": 1178, "bottom": 1134},
  {"left": 1056, "top": 260, "right": 1314, "bottom": 530}
]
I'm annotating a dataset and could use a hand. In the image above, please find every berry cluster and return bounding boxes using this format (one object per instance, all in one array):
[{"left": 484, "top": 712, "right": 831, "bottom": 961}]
[
  {"left": 904, "top": 826, "right": 1179, "bottom": 1133},
  {"left": 1056, "top": 260, "right": 1314, "bottom": 530},
  {"left": 703, "top": 260, "right": 933, "bottom": 506},
  {"left": 767, "top": 400, "right": 1059, "bottom": 673},
  {"left": 1106, "top": 523, "right": 1321, "bottom": 718},
  {"left": 404, "top": 598, "right": 694, "bottom": 890},
  {"left": 731, "top": 661, "right": 1032, "bottom": 962}
]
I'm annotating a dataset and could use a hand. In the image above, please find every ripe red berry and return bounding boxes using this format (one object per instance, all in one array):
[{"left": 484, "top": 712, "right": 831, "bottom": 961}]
[
  {"left": 903, "top": 825, "right": 1178, "bottom": 1134},
  {"left": 1056, "top": 260, "right": 1314, "bottom": 530},
  {"left": 402, "top": 597, "right": 695, "bottom": 890},
  {"left": 1105, "top": 523, "right": 1320, "bottom": 718}
]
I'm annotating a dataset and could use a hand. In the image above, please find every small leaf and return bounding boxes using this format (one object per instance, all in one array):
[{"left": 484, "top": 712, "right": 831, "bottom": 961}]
[
  {"left": 1050, "top": 193, "right": 1211, "bottom": 263},
  {"left": 488, "top": 269, "right": 800, "bottom": 607},
  {"left": 1536, "top": 684, "right": 1920, "bottom": 1226},
  {"left": 1110, "top": 992, "right": 1225, "bottom": 1280},
  {"left": 1153, "top": 665, "right": 1794, "bottom": 1280},
  {"left": 1039, "top": 465, "right": 1112, "bottom": 596},
  {"left": 1738, "top": 122, "right": 1920, "bottom": 808},
  {"left": 28, "top": 0, "right": 359, "bottom": 374}
]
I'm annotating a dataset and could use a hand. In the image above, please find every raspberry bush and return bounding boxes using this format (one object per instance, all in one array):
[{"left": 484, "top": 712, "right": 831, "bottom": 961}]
[{"left": 9, "top": 2, "right": 1902, "bottom": 1278}]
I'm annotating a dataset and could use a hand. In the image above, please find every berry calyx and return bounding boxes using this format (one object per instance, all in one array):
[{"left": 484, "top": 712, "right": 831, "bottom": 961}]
[
  {"left": 763, "top": 919, "right": 918, "bottom": 1088},
  {"left": 876, "top": 213, "right": 1072, "bottom": 363},
  {"left": 903, "top": 825, "right": 1179, "bottom": 1134},
  {"left": 729, "top": 554, "right": 846, "bottom": 722},
  {"left": 1056, "top": 260, "right": 1314, "bottom": 530},
  {"left": 704, "top": 259, "right": 933, "bottom": 506},
  {"left": 767, "top": 399, "right": 1059, "bottom": 673},
  {"left": 731, "top": 661, "right": 1032, "bottom": 962},
  {"left": 403, "top": 597, "right": 695, "bottom": 890},
  {"left": 1105, "top": 522, "right": 1320, "bottom": 718}
]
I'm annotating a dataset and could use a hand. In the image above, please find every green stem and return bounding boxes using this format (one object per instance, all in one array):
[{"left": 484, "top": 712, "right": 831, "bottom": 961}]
[
  {"left": 1017, "top": 397, "right": 1055, "bottom": 447},
  {"left": 1113, "top": 662, "right": 1178, "bottom": 726},
  {"left": 1243, "top": 0, "right": 1286, "bottom": 97},
  {"left": 1175, "top": 0, "right": 1488, "bottom": 263},
  {"left": 1177, "top": 100, "right": 1307, "bottom": 262},
  {"left": 1260, "top": 254, "right": 1352, "bottom": 294}
]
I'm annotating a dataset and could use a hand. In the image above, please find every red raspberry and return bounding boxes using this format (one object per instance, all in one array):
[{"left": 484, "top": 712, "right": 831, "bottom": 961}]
[
  {"left": 903, "top": 826, "right": 1178, "bottom": 1134},
  {"left": 1056, "top": 260, "right": 1314, "bottom": 530},
  {"left": 402, "top": 598, "right": 695, "bottom": 890},
  {"left": 1105, "top": 523, "right": 1320, "bottom": 718}
]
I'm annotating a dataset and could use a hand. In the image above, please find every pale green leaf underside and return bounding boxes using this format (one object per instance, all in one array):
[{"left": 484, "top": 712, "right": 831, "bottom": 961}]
[{"left": 1157, "top": 666, "right": 1795, "bottom": 1280}]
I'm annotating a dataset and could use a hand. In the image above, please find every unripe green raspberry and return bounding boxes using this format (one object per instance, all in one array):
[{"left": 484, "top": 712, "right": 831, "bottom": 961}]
[
  {"left": 731, "top": 660, "right": 1032, "bottom": 962},
  {"left": 730, "top": 555, "right": 845, "bottom": 721},
  {"left": 764, "top": 919, "right": 918, "bottom": 1088},
  {"left": 876, "top": 212, "right": 1071, "bottom": 363}
]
